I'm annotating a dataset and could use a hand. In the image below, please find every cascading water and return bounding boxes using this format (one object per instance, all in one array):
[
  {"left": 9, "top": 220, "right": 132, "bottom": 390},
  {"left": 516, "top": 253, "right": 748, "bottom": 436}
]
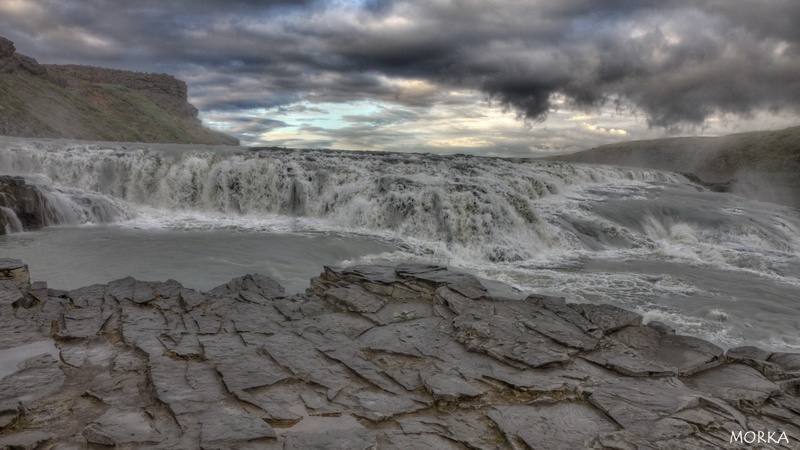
[
  {"left": 2, "top": 136, "right": 800, "bottom": 351},
  {"left": 1, "top": 206, "right": 24, "bottom": 234},
  {"left": 0, "top": 139, "right": 694, "bottom": 260}
]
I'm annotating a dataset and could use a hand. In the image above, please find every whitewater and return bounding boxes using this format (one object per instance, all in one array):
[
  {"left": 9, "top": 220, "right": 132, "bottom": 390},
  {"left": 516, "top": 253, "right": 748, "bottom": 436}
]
[{"left": 2, "top": 136, "right": 799, "bottom": 351}]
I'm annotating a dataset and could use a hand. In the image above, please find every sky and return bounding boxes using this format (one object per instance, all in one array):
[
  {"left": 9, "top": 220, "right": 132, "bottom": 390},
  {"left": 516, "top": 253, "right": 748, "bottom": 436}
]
[{"left": 2, "top": 0, "right": 800, "bottom": 156}]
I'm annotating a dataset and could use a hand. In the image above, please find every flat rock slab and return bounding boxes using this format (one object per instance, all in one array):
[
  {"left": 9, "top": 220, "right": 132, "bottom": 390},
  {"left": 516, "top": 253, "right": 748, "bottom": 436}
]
[
  {"left": 686, "top": 363, "right": 781, "bottom": 409},
  {"left": 489, "top": 403, "right": 619, "bottom": 449},
  {"left": 421, "top": 372, "right": 486, "bottom": 401},
  {"left": 324, "top": 285, "right": 387, "bottom": 313},
  {"left": 1, "top": 262, "right": 799, "bottom": 449},
  {"left": 0, "top": 354, "right": 65, "bottom": 405},
  {"left": 86, "top": 407, "right": 165, "bottom": 445},
  {"left": 284, "top": 428, "right": 378, "bottom": 450},
  {"left": 0, "top": 430, "right": 54, "bottom": 450},
  {"left": 586, "top": 326, "right": 724, "bottom": 377},
  {"left": 0, "top": 258, "right": 30, "bottom": 286},
  {"left": 588, "top": 377, "right": 700, "bottom": 438},
  {"left": 569, "top": 303, "right": 642, "bottom": 334},
  {"left": 396, "top": 263, "right": 488, "bottom": 299},
  {"left": 454, "top": 314, "right": 573, "bottom": 368}
]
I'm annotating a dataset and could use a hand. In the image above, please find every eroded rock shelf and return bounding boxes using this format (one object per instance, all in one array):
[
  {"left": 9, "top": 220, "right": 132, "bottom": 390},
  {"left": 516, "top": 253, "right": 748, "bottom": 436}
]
[{"left": 0, "top": 258, "right": 798, "bottom": 449}]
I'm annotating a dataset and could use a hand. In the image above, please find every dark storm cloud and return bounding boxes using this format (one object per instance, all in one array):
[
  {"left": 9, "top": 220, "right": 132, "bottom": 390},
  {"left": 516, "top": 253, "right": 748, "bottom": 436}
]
[
  {"left": 3, "top": 0, "right": 800, "bottom": 131},
  {"left": 220, "top": 117, "right": 289, "bottom": 134},
  {"left": 343, "top": 109, "right": 419, "bottom": 126}
]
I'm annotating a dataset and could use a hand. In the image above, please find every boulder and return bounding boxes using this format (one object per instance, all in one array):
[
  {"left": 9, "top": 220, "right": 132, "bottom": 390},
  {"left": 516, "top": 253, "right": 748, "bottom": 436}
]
[{"left": 0, "top": 258, "right": 29, "bottom": 281}]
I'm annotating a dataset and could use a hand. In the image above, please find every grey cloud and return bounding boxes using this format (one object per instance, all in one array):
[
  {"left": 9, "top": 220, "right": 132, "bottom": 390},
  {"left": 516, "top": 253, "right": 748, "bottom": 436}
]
[
  {"left": 3, "top": 0, "right": 800, "bottom": 132},
  {"left": 343, "top": 109, "right": 419, "bottom": 126},
  {"left": 215, "top": 116, "right": 290, "bottom": 135}
]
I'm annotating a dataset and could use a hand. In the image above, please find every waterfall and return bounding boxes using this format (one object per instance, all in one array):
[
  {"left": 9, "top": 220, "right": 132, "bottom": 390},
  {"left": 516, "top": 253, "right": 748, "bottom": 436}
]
[
  {"left": 2, "top": 137, "right": 799, "bottom": 263},
  {"left": 1, "top": 206, "right": 24, "bottom": 234}
]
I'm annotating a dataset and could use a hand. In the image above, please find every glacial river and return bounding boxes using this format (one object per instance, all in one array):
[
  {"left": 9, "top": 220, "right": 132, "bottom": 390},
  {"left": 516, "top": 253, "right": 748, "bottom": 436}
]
[{"left": 2, "top": 137, "right": 800, "bottom": 351}]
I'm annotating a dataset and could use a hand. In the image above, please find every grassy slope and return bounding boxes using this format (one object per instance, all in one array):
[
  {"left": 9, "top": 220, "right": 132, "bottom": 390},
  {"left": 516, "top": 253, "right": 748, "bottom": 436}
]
[
  {"left": 0, "top": 73, "right": 236, "bottom": 145},
  {"left": 544, "top": 126, "right": 800, "bottom": 208}
]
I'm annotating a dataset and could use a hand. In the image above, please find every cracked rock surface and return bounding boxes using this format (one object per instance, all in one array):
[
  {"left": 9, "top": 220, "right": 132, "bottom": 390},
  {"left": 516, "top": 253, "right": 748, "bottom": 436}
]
[{"left": 1, "top": 258, "right": 799, "bottom": 448}]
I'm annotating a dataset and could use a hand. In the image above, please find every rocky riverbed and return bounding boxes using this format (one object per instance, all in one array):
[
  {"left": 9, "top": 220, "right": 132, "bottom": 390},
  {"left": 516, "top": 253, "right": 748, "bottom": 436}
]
[{"left": 1, "top": 258, "right": 799, "bottom": 449}]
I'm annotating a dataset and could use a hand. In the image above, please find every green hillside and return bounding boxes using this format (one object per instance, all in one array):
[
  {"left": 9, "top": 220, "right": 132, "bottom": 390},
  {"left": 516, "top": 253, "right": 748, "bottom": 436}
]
[
  {"left": 0, "top": 36, "right": 237, "bottom": 145},
  {"left": 0, "top": 73, "right": 236, "bottom": 145}
]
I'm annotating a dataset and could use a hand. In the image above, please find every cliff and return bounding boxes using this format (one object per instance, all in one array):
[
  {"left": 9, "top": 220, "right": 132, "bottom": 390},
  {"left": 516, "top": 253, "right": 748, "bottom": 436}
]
[
  {"left": 0, "top": 37, "right": 238, "bottom": 146},
  {"left": 544, "top": 125, "right": 800, "bottom": 210}
]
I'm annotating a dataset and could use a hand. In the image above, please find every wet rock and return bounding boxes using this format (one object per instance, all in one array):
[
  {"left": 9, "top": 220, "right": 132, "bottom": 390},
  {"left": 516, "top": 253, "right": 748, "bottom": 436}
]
[
  {"left": 106, "top": 276, "right": 135, "bottom": 302},
  {"left": 60, "top": 305, "right": 114, "bottom": 339},
  {"left": 422, "top": 372, "right": 485, "bottom": 402},
  {"left": 179, "top": 287, "right": 207, "bottom": 310},
  {"left": 0, "top": 179, "right": 53, "bottom": 232},
  {"left": 0, "top": 258, "right": 29, "bottom": 287},
  {"left": 192, "top": 407, "right": 277, "bottom": 447},
  {"left": 454, "top": 314, "right": 573, "bottom": 368},
  {"left": 2, "top": 261, "right": 800, "bottom": 449},
  {"left": 0, "top": 401, "right": 22, "bottom": 429},
  {"left": 398, "top": 411, "right": 500, "bottom": 448},
  {"left": 149, "top": 358, "right": 228, "bottom": 415},
  {"left": 584, "top": 327, "right": 723, "bottom": 377},
  {"left": 569, "top": 303, "right": 642, "bottom": 334},
  {"left": 263, "top": 331, "right": 352, "bottom": 400},
  {"left": 0, "top": 280, "right": 25, "bottom": 307},
  {"left": 396, "top": 263, "right": 488, "bottom": 299},
  {"left": 303, "top": 331, "right": 406, "bottom": 395},
  {"left": 0, "top": 354, "right": 65, "bottom": 405},
  {"left": 82, "top": 423, "right": 116, "bottom": 446},
  {"left": 488, "top": 403, "right": 619, "bottom": 449},
  {"left": 27, "top": 281, "right": 47, "bottom": 304},
  {"left": 284, "top": 428, "right": 377, "bottom": 450},
  {"left": 132, "top": 280, "right": 156, "bottom": 304},
  {"left": 201, "top": 334, "right": 292, "bottom": 392},
  {"left": 327, "top": 264, "right": 400, "bottom": 286},
  {"left": 499, "top": 299, "right": 599, "bottom": 351},
  {"left": 588, "top": 377, "right": 700, "bottom": 438},
  {"left": 529, "top": 294, "right": 604, "bottom": 339},
  {"left": 727, "top": 345, "right": 772, "bottom": 363},
  {"left": 770, "top": 352, "right": 800, "bottom": 372},
  {"left": 383, "top": 431, "right": 463, "bottom": 450},
  {"left": 208, "top": 273, "right": 285, "bottom": 299},
  {"left": 324, "top": 284, "right": 387, "bottom": 313},
  {"left": 67, "top": 283, "right": 107, "bottom": 308},
  {"left": 686, "top": 363, "right": 781, "bottom": 409},
  {"left": 727, "top": 345, "right": 787, "bottom": 379},
  {"left": 88, "top": 408, "right": 164, "bottom": 445},
  {"left": 0, "top": 430, "right": 52, "bottom": 449},
  {"left": 337, "top": 388, "right": 428, "bottom": 421}
]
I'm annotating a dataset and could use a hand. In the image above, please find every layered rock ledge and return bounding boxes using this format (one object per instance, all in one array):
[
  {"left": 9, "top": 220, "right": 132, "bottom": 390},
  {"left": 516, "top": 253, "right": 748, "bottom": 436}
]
[
  {"left": 1, "top": 259, "right": 799, "bottom": 449},
  {"left": 0, "top": 176, "right": 54, "bottom": 234}
]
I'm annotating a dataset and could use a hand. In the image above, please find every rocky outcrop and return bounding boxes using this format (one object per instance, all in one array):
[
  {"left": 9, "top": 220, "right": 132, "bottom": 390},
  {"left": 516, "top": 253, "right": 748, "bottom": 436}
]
[
  {"left": 1, "top": 261, "right": 798, "bottom": 448},
  {"left": 43, "top": 64, "right": 200, "bottom": 121},
  {"left": 0, "top": 37, "right": 46, "bottom": 76},
  {"left": 0, "top": 36, "right": 238, "bottom": 146},
  {"left": 0, "top": 176, "right": 52, "bottom": 235}
]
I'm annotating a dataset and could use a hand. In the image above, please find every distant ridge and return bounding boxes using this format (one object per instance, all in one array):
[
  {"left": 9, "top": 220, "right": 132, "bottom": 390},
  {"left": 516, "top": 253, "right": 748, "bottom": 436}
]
[
  {"left": 544, "top": 125, "right": 800, "bottom": 209},
  {"left": 0, "top": 36, "right": 238, "bottom": 146}
]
